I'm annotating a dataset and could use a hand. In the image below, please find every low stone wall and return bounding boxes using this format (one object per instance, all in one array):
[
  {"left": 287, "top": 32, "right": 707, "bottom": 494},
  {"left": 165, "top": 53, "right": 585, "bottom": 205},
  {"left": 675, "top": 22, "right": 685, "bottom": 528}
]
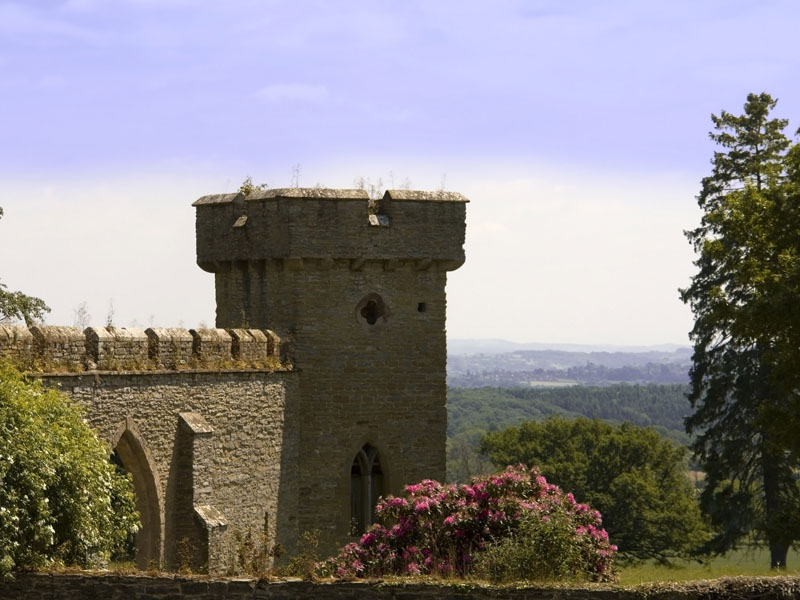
[{"left": 2, "top": 573, "right": 800, "bottom": 600}]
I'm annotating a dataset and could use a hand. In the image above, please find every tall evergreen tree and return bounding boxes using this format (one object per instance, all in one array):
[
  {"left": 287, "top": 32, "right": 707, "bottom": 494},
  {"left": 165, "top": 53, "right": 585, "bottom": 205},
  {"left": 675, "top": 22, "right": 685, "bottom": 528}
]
[{"left": 681, "top": 93, "right": 800, "bottom": 569}]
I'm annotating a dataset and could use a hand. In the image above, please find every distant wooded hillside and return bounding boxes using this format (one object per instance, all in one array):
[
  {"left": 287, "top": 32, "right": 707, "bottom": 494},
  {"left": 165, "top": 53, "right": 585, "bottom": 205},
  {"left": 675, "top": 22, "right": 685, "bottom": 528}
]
[
  {"left": 446, "top": 383, "right": 691, "bottom": 482},
  {"left": 448, "top": 348, "right": 691, "bottom": 387}
]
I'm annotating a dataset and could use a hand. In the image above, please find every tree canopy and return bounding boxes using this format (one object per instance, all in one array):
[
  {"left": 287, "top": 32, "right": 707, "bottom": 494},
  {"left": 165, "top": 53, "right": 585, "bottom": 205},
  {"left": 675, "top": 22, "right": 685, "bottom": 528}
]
[
  {"left": 480, "top": 417, "right": 709, "bottom": 564},
  {"left": 0, "top": 205, "right": 50, "bottom": 326},
  {"left": 0, "top": 361, "right": 139, "bottom": 577},
  {"left": 680, "top": 92, "right": 800, "bottom": 568}
]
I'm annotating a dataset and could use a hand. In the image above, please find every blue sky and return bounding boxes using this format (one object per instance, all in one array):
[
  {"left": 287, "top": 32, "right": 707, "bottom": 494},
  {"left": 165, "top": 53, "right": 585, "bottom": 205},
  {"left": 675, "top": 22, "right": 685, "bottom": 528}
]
[{"left": 2, "top": 1, "right": 799, "bottom": 345}]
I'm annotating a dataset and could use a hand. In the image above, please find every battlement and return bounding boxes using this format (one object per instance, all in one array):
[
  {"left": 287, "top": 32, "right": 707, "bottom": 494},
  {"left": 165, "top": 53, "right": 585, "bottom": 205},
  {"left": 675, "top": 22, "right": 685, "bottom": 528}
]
[
  {"left": 194, "top": 188, "right": 468, "bottom": 273},
  {"left": 0, "top": 325, "right": 287, "bottom": 373}
]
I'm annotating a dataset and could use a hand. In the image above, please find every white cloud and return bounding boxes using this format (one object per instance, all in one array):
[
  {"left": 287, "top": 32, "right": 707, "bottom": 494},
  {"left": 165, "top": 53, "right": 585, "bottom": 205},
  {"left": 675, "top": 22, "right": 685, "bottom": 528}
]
[{"left": 253, "top": 83, "right": 330, "bottom": 104}]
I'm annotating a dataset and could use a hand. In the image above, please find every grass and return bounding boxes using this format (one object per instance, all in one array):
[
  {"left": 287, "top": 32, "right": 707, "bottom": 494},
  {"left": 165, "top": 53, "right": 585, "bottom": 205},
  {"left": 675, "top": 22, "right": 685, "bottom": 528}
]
[{"left": 618, "top": 547, "right": 800, "bottom": 585}]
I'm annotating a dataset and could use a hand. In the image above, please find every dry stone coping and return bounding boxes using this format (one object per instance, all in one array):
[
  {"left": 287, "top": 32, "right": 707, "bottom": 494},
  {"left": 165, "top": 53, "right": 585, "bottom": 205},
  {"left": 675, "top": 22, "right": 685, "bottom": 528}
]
[
  {"left": 384, "top": 189, "right": 470, "bottom": 203},
  {"left": 0, "top": 324, "right": 33, "bottom": 343},
  {"left": 108, "top": 326, "right": 148, "bottom": 342},
  {"left": 3, "top": 573, "right": 800, "bottom": 600},
  {"left": 194, "top": 504, "right": 228, "bottom": 529},
  {"left": 193, "top": 188, "right": 471, "bottom": 207},
  {"left": 179, "top": 412, "right": 214, "bottom": 435},
  {"left": 193, "top": 188, "right": 370, "bottom": 206},
  {"left": 30, "top": 325, "right": 84, "bottom": 343},
  {"left": 146, "top": 327, "right": 194, "bottom": 343},
  {"left": 190, "top": 327, "right": 233, "bottom": 344}
]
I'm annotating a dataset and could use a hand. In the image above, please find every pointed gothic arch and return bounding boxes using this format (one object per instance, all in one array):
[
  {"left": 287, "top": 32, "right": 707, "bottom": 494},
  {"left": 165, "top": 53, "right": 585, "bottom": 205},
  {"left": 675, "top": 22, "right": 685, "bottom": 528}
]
[
  {"left": 111, "top": 417, "right": 164, "bottom": 569},
  {"left": 350, "top": 443, "right": 384, "bottom": 535}
]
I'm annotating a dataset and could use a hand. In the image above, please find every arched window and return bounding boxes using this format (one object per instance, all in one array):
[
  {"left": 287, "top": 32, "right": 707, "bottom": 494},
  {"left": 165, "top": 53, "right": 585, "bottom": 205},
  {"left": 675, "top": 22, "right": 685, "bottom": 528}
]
[
  {"left": 112, "top": 424, "right": 163, "bottom": 569},
  {"left": 350, "top": 444, "right": 383, "bottom": 535}
]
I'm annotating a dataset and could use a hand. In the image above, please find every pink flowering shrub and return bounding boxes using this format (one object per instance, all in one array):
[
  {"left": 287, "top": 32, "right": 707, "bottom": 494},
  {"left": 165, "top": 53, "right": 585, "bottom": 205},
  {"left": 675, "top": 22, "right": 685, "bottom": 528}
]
[{"left": 317, "top": 465, "right": 616, "bottom": 583}]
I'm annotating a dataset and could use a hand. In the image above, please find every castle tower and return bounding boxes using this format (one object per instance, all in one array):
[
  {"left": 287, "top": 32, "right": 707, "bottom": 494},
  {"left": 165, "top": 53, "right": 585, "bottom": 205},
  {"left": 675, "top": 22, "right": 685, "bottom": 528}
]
[{"left": 193, "top": 188, "right": 467, "bottom": 550}]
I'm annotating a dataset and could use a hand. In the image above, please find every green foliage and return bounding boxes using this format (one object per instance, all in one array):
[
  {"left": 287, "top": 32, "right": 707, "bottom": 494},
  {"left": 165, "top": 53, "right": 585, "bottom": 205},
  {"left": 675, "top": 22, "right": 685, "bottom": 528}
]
[
  {"left": 472, "top": 509, "right": 589, "bottom": 583},
  {"left": 0, "top": 206, "right": 50, "bottom": 326},
  {"left": 681, "top": 92, "right": 800, "bottom": 568},
  {"left": 284, "top": 530, "right": 320, "bottom": 580},
  {"left": 0, "top": 284, "right": 50, "bottom": 326},
  {"left": 0, "top": 361, "right": 139, "bottom": 578},
  {"left": 237, "top": 176, "right": 268, "bottom": 197},
  {"left": 480, "top": 418, "right": 710, "bottom": 564},
  {"left": 446, "top": 384, "right": 691, "bottom": 483}
]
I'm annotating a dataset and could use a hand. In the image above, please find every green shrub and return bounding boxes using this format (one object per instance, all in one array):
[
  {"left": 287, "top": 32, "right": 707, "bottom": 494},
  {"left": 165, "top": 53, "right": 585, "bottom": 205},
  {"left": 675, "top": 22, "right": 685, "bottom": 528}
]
[
  {"left": 319, "top": 465, "right": 616, "bottom": 583},
  {"left": 0, "top": 361, "right": 139, "bottom": 578},
  {"left": 474, "top": 510, "right": 588, "bottom": 583}
]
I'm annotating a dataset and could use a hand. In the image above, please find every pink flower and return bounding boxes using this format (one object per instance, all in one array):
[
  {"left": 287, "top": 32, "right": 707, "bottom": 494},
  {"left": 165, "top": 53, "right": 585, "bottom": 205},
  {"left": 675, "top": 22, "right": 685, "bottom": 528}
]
[
  {"left": 360, "top": 532, "right": 377, "bottom": 546},
  {"left": 407, "top": 562, "right": 420, "bottom": 574},
  {"left": 352, "top": 559, "right": 364, "bottom": 572},
  {"left": 443, "top": 515, "right": 456, "bottom": 526}
]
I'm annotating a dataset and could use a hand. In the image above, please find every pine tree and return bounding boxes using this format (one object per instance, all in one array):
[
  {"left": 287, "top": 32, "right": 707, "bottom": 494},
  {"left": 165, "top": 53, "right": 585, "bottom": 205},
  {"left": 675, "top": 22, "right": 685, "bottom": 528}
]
[{"left": 681, "top": 93, "right": 800, "bottom": 569}]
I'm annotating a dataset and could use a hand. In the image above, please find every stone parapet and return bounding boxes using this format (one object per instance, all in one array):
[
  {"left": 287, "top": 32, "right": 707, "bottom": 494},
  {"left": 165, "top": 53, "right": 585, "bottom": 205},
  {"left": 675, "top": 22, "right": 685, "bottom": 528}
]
[
  {"left": 30, "top": 325, "right": 86, "bottom": 371},
  {"left": 190, "top": 328, "right": 233, "bottom": 367},
  {"left": 86, "top": 326, "right": 149, "bottom": 370},
  {"left": 0, "top": 326, "right": 286, "bottom": 373},
  {"left": 0, "top": 325, "right": 34, "bottom": 368},
  {"left": 2, "top": 573, "right": 798, "bottom": 600},
  {"left": 229, "top": 328, "right": 281, "bottom": 366},
  {"left": 146, "top": 327, "right": 194, "bottom": 369},
  {"left": 194, "top": 188, "right": 468, "bottom": 272}
]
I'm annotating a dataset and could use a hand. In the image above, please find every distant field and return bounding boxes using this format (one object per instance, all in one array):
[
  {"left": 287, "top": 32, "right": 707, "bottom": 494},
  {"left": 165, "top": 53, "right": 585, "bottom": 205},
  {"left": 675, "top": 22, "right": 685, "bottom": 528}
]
[
  {"left": 526, "top": 380, "right": 579, "bottom": 387},
  {"left": 618, "top": 547, "right": 800, "bottom": 584}
]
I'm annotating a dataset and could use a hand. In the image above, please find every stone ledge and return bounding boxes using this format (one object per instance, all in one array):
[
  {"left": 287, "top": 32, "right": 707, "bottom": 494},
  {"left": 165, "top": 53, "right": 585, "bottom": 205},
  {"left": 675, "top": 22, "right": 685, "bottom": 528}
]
[{"left": 2, "top": 573, "right": 800, "bottom": 600}]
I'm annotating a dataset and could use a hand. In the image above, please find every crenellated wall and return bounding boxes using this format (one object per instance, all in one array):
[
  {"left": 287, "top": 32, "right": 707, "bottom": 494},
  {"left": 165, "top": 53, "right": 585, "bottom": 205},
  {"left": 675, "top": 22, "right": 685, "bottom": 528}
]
[
  {"left": 0, "top": 187, "right": 467, "bottom": 575},
  {"left": 0, "top": 324, "right": 297, "bottom": 575},
  {"left": 0, "top": 325, "right": 286, "bottom": 372}
]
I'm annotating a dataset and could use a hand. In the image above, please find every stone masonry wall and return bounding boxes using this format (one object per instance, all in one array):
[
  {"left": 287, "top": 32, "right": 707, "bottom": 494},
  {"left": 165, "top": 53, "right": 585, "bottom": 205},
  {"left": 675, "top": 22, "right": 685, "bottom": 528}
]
[
  {"left": 195, "top": 188, "right": 467, "bottom": 556},
  {"left": 37, "top": 369, "right": 298, "bottom": 574},
  {"left": 194, "top": 188, "right": 468, "bottom": 269},
  {"left": 286, "top": 263, "right": 449, "bottom": 552},
  {"left": 3, "top": 573, "right": 800, "bottom": 600},
  {"left": 0, "top": 325, "right": 297, "bottom": 575}
]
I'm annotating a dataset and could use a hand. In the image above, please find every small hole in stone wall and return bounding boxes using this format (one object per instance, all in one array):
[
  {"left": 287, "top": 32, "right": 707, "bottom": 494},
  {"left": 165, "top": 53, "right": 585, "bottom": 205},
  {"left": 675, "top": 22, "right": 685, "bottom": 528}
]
[
  {"left": 360, "top": 300, "right": 381, "bottom": 325},
  {"left": 356, "top": 293, "right": 388, "bottom": 327},
  {"left": 417, "top": 302, "right": 427, "bottom": 313}
]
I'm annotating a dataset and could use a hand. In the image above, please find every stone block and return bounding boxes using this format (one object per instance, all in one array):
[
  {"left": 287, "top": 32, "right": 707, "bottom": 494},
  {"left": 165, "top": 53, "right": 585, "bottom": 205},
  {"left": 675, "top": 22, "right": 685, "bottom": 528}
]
[
  {"left": 30, "top": 325, "right": 86, "bottom": 371},
  {"left": 0, "top": 325, "right": 35, "bottom": 368},
  {"left": 190, "top": 328, "right": 233, "bottom": 367},
  {"left": 145, "top": 328, "right": 193, "bottom": 369},
  {"left": 85, "top": 326, "right": 149, "bottom": 370},
  {"left": 228, "top": 328, "right": 280, "bottom": 366}
]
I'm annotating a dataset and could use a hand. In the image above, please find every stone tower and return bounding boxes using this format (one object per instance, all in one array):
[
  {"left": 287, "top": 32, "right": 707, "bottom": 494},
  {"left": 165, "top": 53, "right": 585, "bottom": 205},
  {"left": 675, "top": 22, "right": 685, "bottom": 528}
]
[{"left": 193, "top": 188, "right": 467, "bottom": 551}]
